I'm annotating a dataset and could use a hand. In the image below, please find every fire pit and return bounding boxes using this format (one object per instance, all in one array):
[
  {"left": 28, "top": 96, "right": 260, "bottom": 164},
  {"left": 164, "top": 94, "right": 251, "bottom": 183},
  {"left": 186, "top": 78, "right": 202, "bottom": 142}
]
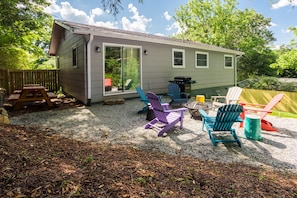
[{"left": 184, "top": 101, "right": 211, "bottom": 120}]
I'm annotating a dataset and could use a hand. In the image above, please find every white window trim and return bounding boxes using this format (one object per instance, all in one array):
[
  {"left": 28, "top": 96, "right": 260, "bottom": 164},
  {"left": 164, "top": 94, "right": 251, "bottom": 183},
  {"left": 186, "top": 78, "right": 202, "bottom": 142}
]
[
  {"left": 172, "top": 48, "right": 185, "bottom": 68},
  {"left": 224, "top": 54, "right": 234, "bottom": 69},
  {"left": 72, "top": 44, "right": 78, "bottom": 68},
  {"left": 195, "top": 51, "right": 209, "bottom": 68}
]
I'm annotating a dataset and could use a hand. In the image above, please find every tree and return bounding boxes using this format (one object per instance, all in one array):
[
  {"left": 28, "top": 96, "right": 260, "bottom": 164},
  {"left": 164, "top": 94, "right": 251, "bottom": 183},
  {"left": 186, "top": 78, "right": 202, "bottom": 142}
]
[
  {"left": 270, "top": 27, "right": 297, "bottom": 75},
  {"left": 101, "top": 0, "right": 143, "bottom": 16},
  {"left": 0, "top": 0, "right": 52, "bottom": 69},
  {"left": 174, "top": 0, "right": 276, "bottom": 80}
]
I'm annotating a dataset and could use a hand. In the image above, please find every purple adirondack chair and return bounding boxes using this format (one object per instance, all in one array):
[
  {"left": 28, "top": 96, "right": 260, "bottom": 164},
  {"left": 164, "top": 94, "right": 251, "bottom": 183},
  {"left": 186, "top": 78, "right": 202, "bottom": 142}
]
[{"left": 145, "top": 92, "right": 187, "bottom": 136}]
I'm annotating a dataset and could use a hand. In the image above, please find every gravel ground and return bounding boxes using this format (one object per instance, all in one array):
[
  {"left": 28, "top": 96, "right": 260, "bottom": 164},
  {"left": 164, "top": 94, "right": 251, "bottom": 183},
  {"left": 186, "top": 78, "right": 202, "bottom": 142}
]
[{"left": 9, "top": 97, "right": 297, "bottom": 174}]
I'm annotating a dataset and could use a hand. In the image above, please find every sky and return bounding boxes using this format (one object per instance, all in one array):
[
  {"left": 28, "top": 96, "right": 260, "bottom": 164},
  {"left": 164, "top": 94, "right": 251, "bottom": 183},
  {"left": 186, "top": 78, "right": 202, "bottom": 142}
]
[{"left": 45, "top": 0, "right": 297, "bottom": 48}]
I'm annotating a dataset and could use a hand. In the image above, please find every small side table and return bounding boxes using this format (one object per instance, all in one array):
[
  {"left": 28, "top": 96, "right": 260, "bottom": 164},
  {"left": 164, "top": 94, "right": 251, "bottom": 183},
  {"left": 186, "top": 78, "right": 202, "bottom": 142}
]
[{"left": 244, "top": 114, "right": 262, "bottom": 140}]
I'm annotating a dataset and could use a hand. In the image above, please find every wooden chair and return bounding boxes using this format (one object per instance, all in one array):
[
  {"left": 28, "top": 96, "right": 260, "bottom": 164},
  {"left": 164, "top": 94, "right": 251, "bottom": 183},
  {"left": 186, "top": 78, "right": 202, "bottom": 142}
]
[
  {"left": 240, "top": 93, "right": 284, "bottom": 131},
  {"left": 199, "top": 104, "right": 243, "bottom": 147},
  {"left": 211, "top": 86, "right": 242, "bottom": 110},
  {"left": 167, "top": 83, "right": 189, "bottom": 105},
  {"left": 145, "top": 92, "right": 187, "bottom": 136}
]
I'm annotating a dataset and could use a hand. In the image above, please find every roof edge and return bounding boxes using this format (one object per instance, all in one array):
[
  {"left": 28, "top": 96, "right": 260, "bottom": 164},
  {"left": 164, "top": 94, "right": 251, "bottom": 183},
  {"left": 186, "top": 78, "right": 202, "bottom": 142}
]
[{"left": 53, "top": 20, "right": 244, "bottom": 55}]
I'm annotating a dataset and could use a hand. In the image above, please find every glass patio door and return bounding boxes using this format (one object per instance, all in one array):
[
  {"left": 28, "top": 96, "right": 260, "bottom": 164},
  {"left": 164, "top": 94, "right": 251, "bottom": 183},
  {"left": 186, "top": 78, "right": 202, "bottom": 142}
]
[{"left": 104, "top": 44, "right": 141, "bottom": 94}]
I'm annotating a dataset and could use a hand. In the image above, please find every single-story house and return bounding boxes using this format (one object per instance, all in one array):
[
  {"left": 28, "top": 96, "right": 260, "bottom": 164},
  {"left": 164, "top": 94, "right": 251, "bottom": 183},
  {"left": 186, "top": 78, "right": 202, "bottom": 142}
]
[{"left": 49, "top": 20, "right": 244, "bottom": 105}]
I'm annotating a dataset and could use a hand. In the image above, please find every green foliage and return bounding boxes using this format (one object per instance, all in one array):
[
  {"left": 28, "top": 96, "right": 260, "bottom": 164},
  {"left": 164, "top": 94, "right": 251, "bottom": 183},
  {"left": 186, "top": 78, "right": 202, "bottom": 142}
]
[
  {"left": 238, "top": 76, "right": 296, "bottom": 92},
  {"left": 135, "top": 177, "right": 147, "bottom": 185},
  {"left": 34, "top": 56, "right": 57, "bottom": 70},
  {"left": 105, "top": 58, "right": 121, "bottom": 86},
  {"left": 124, "top": 57, "right": 140, "bottom": 89},
  {"left": 174, "top": 0, "right": 276, "bottom": 80},
  {"left": 0, "top": 47, "right": 31, "bottom": 69},
  {"left": 56, "top": 86, "right": 66, "bottom": 98},
  {"left": 83, "top": 155, "right": 94, "bottom": 166},
  {"left": 269, "top": 27, "right": 297, "bottom": 77},
  {"left": 278, "top": 69, "right": 297, "bottom": 78},
  {"left": 237, "top": 49, "right": 277, "bottom": 81},
  {"left": 270, "top": 49, "right": 297, "bottom": 75},
  {"left": 0, "top": 0, "right": 53, "bottom": 70},
  {"left": 271, "top": 110, "right": 297, "bottom": 119}
]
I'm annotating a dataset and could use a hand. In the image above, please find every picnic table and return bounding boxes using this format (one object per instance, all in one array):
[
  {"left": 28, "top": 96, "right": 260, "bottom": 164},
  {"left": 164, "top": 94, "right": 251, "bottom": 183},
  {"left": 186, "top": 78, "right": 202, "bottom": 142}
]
[{"left": 8, "top": 85, "right": 56, "bottom": 110}]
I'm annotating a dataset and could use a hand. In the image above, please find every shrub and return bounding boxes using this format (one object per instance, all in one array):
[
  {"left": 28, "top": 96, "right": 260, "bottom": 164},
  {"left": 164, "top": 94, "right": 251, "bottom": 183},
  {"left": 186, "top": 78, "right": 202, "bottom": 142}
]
[{"left": 238, "top": 76, "right": 296, "bottom": 92}]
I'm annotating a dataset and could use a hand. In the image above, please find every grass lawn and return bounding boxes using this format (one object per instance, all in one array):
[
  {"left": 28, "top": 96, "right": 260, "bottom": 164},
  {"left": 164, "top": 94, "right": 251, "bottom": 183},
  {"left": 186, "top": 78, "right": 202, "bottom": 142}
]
[{"left": 271, "top": 110, "right": 297, "bottom": 118}]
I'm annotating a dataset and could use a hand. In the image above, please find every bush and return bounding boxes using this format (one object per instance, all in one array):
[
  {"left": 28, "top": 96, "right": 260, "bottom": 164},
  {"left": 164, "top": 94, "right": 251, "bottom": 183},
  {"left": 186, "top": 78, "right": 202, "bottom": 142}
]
[{"left": 238, "top": 76, "right": 296, "bottom": 92}]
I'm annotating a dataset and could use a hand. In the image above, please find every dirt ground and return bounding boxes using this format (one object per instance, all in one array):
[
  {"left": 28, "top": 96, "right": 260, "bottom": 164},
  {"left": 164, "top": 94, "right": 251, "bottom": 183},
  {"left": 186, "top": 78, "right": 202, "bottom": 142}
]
[{"left": 1, "top": 103, "right": 297, "bottom": 197}]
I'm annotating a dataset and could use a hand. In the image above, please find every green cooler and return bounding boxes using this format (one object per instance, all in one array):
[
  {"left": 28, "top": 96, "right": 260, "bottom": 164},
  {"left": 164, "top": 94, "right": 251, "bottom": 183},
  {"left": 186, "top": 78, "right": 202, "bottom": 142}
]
[{"left": 244, "top": 114, "right": 262, "bottom": 141}]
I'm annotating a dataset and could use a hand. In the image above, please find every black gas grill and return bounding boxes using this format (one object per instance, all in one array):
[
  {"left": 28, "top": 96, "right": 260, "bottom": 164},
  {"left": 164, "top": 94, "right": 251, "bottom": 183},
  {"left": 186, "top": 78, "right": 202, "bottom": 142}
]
[{"left": 169, "top": 76, "right": 196, "bottom": 98}]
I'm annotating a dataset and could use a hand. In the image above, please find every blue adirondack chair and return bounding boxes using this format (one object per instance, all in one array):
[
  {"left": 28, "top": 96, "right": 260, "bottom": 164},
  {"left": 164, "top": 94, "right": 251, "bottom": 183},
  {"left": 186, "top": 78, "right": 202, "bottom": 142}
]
[
  {"left": 199, "top": 104, "right": 243, "bottom": 147},
  {"left": 167, "top": 83, "right": 189, "bottom": 105},
  {"left": 145, "top": 92, "right": 187, "bottom": 136}
]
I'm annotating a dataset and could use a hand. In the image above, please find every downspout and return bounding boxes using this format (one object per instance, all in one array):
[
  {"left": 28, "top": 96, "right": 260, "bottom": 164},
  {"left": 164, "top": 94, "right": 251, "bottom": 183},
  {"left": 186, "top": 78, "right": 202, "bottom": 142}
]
[
  {"left": 235, "top": 55, "right": 242, "bottom": 86},
  {"left": 86, "top": 34, "right": 93, "bottom": 105}
]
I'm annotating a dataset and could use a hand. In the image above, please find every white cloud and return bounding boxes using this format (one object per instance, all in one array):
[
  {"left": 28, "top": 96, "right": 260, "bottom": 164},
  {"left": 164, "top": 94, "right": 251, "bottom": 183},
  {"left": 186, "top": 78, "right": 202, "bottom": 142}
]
[
  {"left": 272, "top": 0, "right": 297, "bottom": 9},
  {"left": 44, "top": 0, "right": 61, "bottom": 15},
  {"left": 44, "top": 1, "right": 118, "bottom": 29},
  {"left": 60, "top": 2, "right": 90, "bottom": 23},
  {"left": 162, "top": 11, "right": 183, "bottom": 35},
  {"left": 154, "top": 33, "right": 166, "bottom": 36},
  {"left": 93, "top": 21, "right": 118, "bottom": 29},
  {"left": 166, "top": 21, "right": 184, "bottom": 35},
  {"left": 270, "top": 22, "right": 277, "bottom": 27},
  {"left": 164, "top": 11, "right": 171, "bottom": 21},
  {"left": 281, "top": 28, "right": 292, "bottom": 33},
  {"left": 121, "top": 3, "right": 152, "bottom": 32}
]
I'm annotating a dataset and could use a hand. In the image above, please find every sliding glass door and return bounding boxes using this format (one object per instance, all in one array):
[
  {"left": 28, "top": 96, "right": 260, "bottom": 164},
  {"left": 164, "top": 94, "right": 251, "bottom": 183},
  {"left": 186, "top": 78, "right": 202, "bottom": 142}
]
[{"left": 104, "top": 44, "right": 141, "bottom": 94}]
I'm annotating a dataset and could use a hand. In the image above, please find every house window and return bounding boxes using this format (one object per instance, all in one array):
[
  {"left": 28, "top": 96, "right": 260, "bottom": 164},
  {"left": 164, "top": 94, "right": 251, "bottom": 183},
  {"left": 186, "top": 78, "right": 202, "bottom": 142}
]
[
  {"left": 104, "top": 43, "right": 141, "bottom": 95},
  {"left": 172, "top": 48, "right": 185, "bottom": 68},
  {"left": 224, "top": 55, "right": 233, "bottom": 68},
  {"left": 72, "top": 45, "right": 77, "bottom": 68},
  {"left": 195, "top": 51, "right": 209, "bottom": 68}
]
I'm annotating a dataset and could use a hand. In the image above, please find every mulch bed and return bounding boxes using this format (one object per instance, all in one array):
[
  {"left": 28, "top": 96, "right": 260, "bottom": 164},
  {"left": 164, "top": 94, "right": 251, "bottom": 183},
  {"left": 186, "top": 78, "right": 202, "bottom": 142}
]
[
  {"left": 1, "top": 98, "right": 297, "bottom": 197},
  {"left": 1, "top": 122, "right": 297, "bottom": 197}
]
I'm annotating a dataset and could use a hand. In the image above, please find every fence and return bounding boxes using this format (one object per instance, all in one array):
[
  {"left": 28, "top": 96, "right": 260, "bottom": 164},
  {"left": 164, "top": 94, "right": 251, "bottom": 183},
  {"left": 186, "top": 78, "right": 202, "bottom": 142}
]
[
  {"left": 0, "top": 69, "right": 59, "bottom": 94},
  {"left": 240, "top": 88, "right": 297, "bottom": 114}
]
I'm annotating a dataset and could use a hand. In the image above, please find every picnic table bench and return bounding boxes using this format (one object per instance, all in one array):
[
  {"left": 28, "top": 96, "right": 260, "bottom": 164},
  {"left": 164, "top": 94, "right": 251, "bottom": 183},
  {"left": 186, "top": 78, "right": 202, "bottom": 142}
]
[{"left": 8, "top": 85, "right": 57, "bottom": 110}]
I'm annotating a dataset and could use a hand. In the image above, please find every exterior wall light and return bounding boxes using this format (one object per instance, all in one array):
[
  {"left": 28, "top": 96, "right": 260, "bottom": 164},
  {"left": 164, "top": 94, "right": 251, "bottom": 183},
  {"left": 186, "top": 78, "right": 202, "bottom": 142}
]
[
  {"left": 95, "top": 46, "right": 101, "bottom": 53},
  {"left": 144, "top": 49, "right": 149, "bottom": 55}
]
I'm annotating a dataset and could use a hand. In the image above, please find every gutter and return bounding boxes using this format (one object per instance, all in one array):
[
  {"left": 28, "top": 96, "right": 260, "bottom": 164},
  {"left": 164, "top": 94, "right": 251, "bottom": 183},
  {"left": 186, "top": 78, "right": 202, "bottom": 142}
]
[
  {"left": 86, "top": 34, "right": 93, "bottom": 105},
  {"left": 235, "top": 54, "right": 243, "bottom": 86}
]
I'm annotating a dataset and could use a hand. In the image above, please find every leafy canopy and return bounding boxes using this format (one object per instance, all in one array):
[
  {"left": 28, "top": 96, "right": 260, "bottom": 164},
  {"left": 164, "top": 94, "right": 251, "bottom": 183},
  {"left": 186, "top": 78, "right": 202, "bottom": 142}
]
[
  {"left": 270, "top": 27, "right": 297, "bottom": 75},
  {"left": 0, "top": 0, "right": 53, "bottom": 69},
  {"left": 174, "top": 0, "right": 276, "bottom": 80}
]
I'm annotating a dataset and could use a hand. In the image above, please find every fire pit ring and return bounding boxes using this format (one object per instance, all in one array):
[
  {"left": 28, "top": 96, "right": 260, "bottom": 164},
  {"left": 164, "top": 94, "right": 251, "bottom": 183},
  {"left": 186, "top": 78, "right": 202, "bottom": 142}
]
[{"left": 184, "top": 101, "right": 211, "bottom": 120}]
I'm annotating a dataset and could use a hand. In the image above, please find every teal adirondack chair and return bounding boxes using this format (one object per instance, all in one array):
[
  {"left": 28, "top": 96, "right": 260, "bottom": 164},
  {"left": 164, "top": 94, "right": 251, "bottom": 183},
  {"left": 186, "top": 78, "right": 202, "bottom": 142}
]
[
  {"left": 136, "top": 86, "right": 150, "bottom": 114},
  {"left": 136, "top": 87, "right": 168, "bottom": 114},
  {"left": 199, "top": 104, "right": 243, "bottom": 147}
]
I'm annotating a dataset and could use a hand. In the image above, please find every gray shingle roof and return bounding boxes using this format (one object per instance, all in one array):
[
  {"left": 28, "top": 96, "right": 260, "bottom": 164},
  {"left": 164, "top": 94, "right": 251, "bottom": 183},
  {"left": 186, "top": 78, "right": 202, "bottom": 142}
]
[{"left": 50, "top": 20, "right": 244, "bottom": 56}]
